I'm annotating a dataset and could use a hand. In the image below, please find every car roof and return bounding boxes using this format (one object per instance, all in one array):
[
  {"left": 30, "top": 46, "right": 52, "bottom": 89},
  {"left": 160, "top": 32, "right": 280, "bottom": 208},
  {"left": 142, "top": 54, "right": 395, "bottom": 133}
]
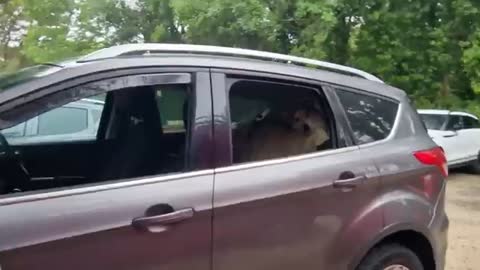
[
  {"left": 0, "top": 54, "right": 407, "bottom": 106},
  {"left": 418, "top": 109, "right": 478, "bottom": 119},
  {"left": 79, "top": 43, "right": 384, "bottom": 83},
  {"left": 417, "top": 109, "right": 450, "bottom": 115}
]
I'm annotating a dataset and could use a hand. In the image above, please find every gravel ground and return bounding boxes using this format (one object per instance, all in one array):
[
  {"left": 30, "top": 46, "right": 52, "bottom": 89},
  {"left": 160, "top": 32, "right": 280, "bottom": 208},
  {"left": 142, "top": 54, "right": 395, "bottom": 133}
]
[{"left": 445, "top": 172, "right": 480, "bottom": 270}]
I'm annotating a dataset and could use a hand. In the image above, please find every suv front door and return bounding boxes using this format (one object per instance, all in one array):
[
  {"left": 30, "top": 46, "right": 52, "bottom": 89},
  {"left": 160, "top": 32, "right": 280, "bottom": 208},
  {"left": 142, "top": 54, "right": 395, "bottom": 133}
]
[
  {"left": 210, "top": 72, "right": 382, "bottom": 270},
  {"left": 0, "top": 71, "right": 214, "bottom": 270}
]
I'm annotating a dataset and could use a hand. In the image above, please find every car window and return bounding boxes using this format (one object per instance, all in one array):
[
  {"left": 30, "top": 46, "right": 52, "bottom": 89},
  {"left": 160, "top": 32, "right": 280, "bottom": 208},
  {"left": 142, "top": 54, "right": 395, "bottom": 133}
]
[
  {"left": 91, "top": 108, "right": 103, "bottom": 127},
  {"left": 1, "top": 95, "right": 106, "bottom": 145},
  {"left": 419, "top": 114, "right": 448, "bottom": 130},
  {"left": 446, "top": 115, "right": 464, "bottom": 130},
  {"left": 0, "top": 76, "right": 193, "bottom": 196},
  {"left": 336, "top": 89, "right": 398, "bottom": 144},
  {"left": 156, "top": 85, "right": 188, "bottom": 133},
  {"left": 228, "top": 79, "right": 333, "bottom": 164},
  {"left": 230, "top": 96, "right": 270, "bottom": 129},
  {"left": 462, "top": 116, "right": 480, "bottom": 129},
  {"left": 473, "top": 118, "right": 480, "bottom": 128},
  {"left": 38, "top": 107, "right": 88, "bottom": 135},
  {"left": 1, "top": 122, "right": 25, "bottom": 138}
]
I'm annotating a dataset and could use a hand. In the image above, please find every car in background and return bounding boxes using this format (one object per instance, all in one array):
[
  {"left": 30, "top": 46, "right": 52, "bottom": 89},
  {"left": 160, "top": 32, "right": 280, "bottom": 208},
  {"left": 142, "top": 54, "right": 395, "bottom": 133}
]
[
  {"left": 418, "top": 109, "right": 480, "bottom": 172},
  {"left": 1, "top": 98, "right": 105, "bottom": 145}
]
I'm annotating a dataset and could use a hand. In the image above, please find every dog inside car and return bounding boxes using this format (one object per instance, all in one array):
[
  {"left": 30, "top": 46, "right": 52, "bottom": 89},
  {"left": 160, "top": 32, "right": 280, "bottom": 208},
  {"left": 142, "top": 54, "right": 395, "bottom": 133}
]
[{"left": 234, "top": 103, "right": 330, "bottom": 163}]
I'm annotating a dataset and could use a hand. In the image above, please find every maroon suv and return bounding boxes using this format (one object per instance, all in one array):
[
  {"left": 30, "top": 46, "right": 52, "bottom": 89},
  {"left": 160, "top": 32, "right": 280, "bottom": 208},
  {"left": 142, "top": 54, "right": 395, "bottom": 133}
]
[{"left": 0, "top": 44, "right": 448, "bottom": 270}]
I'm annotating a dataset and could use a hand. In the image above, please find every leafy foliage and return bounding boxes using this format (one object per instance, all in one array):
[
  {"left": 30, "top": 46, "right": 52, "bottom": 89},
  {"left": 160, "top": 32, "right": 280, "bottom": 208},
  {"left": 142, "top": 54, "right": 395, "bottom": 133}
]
[{"left": 0, "top": 0, "right": 479, "bottom": 115}]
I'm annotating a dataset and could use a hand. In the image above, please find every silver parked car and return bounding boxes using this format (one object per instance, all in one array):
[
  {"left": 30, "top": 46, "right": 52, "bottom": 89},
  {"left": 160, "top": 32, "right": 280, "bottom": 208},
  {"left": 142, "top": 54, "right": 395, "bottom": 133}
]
[{"left": 2, "top": 98, "right": 104, "bottom": 145}]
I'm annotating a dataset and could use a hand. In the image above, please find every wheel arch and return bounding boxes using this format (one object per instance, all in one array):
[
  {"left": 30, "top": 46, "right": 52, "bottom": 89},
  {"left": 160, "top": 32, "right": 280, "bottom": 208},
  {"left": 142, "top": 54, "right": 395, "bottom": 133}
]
[{"left": 349, "top": 223, "right": 435, "bottom": 270}]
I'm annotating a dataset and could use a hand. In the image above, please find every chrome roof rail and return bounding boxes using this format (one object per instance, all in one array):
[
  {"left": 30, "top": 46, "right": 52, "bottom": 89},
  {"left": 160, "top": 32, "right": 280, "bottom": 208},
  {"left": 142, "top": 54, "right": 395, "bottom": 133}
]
[{"left": 79, "top": 43, "right": 383, "bottom": 83}]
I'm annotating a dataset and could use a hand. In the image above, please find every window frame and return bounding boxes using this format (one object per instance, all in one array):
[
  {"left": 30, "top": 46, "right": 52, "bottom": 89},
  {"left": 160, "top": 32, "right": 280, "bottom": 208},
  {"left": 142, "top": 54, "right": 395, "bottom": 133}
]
[
  {"left": 210, "top": 68, "right": 356, "bottom": 169},
  {"left": 0, "top": 68, "right": 214, "bottom": 204},
  {"left": 332, "top": 85, "right": 401, "bottom": 146}
]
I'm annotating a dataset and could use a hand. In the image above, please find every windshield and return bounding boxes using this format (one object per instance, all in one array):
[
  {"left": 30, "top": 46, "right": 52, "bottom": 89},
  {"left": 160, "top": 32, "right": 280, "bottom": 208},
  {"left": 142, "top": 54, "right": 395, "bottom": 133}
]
[
  {"left": 0, "top": 65, "right": 62, "bottom": 92},
  {"left": 419, "top": 114, "right": 448, "bottom": 130}
]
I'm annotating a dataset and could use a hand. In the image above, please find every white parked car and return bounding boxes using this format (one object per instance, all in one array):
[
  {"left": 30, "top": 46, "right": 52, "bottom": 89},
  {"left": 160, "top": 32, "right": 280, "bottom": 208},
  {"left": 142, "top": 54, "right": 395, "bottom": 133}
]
[{"left": 418, "top": 109, "right": 480, "bottom": 173}]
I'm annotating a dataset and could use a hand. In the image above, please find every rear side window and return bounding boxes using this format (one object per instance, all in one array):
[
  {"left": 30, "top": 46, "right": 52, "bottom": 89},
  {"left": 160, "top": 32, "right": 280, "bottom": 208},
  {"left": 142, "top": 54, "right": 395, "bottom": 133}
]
[
  {"left": 336, "top": 90, "right": 398, "bottom": 144},
  {"left": 419, "top": 114, "right": 448, "bottom": 130},
  {"left": 228, "top": 79, "right": 333, "bottom": 164},
  {"left": 446, "top": 115, "right": 463, "bottom": 130},
  {"left": 462, "top": 116, "right": 480, "bottom": 129}
]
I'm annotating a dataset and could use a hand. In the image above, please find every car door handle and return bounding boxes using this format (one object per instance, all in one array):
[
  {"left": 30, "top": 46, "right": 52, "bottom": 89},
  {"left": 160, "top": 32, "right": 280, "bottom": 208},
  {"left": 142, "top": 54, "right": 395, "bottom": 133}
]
[
  {"left": 132, "top": 208, "right": 194, "bottom": 232},
  {"left": 333, "top": 175, "right": 366, "bottom": 189}
]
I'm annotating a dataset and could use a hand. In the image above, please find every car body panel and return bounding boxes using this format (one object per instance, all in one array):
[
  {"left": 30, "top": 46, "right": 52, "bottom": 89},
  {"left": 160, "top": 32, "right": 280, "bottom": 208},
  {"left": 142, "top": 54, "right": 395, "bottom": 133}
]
[
  {"left": 0, "top": 171, "right": 214, "bottom": 270},
  {"left": 346, "top": 97, "right": 448, "bottom": 270},
  {"left": 456, "top": 128, "right": 480, "bottom": 162},
  {"left": 212, "top": 148, "right": 381, "bottom": 270}
]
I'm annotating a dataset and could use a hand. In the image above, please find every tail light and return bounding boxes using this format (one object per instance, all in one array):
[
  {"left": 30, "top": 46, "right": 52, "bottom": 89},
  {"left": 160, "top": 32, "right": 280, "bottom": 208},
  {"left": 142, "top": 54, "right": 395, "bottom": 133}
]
[{"left": 414, "top": 147, "right": 448, "bottom": 177}]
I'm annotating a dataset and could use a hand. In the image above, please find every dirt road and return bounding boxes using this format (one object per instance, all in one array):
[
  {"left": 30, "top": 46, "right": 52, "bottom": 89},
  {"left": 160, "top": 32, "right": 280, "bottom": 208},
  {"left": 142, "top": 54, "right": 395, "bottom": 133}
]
[{"left": 446, "top": 172, "right": 480, "bottom": 270}]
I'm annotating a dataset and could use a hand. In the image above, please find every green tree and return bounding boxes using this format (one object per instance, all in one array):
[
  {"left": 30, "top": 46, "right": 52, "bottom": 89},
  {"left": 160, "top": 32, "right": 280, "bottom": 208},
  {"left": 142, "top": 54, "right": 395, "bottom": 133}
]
[
  {"left": 21, "top": 0, "right": 101, "bottom": 63},
  {"left": 351, "top": 0, "right": 479, "bottom": 110},
  {"left": 173, "top": 0, "right": 277, "bottom": 50},
  {"left": 0, "top": 0, "right": 478, "bottom": 116},
  {"left": 0, "top": 0, "right": 26, "bottom": 71},
  {"left": 79, "top": 0, "right": 182, "bottom": 45}
]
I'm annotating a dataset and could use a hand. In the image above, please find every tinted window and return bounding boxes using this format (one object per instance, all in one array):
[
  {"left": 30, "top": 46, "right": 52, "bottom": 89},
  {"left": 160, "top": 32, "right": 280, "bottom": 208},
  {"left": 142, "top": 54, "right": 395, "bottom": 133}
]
[
  {"left": 337, "top": 90, "right": 398, "bottom": 144},
  {"left": 38, "top": 107, "right": 88, "bottom": 135},
  {"left": 0, "top": 80, "right": 192, "bottom": 196},
  {"left": 446, "top": 115, "right": 464, "bottom": 130},
  {"left": 419, "top": 114, "right": 448, "bottom": 130},
  {"left": 462, "top": 116, "right": 480, "bottom": 129},
  {"left": 473, "top": 117, "right": 480, "bottom": 128},
  {"left": 156, "top": 85, "right": 188, "bottom": 133},
  {"left": 230, "top": 96, "right": 269, "bottom": 127},
  {"left": 229, "top": 79, "right": 333, "bottom": 164}
]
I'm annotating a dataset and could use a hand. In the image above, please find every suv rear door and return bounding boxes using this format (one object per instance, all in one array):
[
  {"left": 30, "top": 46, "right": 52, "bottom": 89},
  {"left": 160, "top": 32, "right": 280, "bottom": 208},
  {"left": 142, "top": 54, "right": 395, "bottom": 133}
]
[
  {"left": 443, "top": 115, "right": 470, "bottom": 163},
  {"left": 0, "top": 71, "right": 214, "bottom": 270},
  {"left": 457, "top": 115, "right": 480, "bottom": 162},
  {"left": 210, "top": 71, "right": 382, "bottom": 270}
]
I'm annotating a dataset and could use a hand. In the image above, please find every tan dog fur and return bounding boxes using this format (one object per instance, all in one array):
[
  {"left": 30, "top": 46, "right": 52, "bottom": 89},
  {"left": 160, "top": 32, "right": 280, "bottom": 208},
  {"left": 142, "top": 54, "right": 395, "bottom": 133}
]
[{"left": 234, "top": 109, "right": 329, "bottom": 163}]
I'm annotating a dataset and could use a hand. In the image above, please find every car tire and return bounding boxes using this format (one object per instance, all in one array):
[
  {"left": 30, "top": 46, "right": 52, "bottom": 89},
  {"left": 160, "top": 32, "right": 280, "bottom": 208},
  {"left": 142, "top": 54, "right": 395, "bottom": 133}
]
[
  {"left": 357, "top": 244, "right": 424, "bottom": 270},
  {"left": 469, "top": 151, "right": 480, "bottom": 175}
]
